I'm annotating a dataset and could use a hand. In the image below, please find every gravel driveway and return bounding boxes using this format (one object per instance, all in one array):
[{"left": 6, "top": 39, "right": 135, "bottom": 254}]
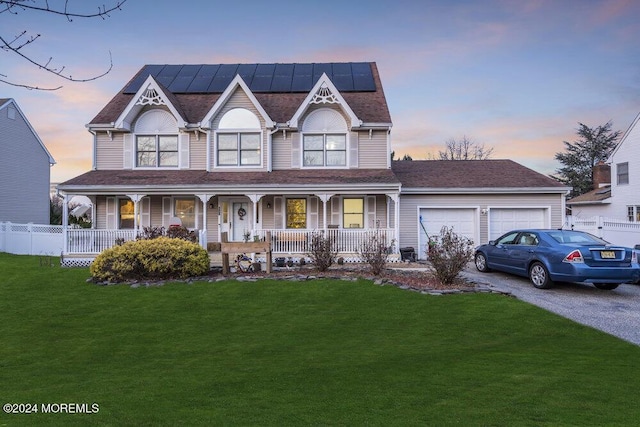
[{"left": 460, "top": 264, "right": 640, "bottom": 346}]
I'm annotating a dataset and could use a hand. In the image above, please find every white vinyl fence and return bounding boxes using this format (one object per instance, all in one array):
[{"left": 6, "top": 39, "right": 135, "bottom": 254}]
[
  {"left": 0, "top": 222, "right": 64, "bottom": 256},
  {"left": 565, "top": 216, "right": 640, "bottom": 248}
]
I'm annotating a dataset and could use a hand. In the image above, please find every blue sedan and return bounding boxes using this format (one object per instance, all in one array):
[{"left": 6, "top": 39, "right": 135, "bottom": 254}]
[{"left": 474, "top": 229, "right": 640, "bottom": 290}]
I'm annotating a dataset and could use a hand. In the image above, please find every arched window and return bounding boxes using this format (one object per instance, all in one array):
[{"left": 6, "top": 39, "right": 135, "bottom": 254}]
[
  {"left": 134, "top": 110, "right": 178, "bottom": 167},
  {"left": 216, "top": 108, "right": 261, "bottom": 166},
  {"left": 301, "top": 108, "right": 348, "bottom": 167}
]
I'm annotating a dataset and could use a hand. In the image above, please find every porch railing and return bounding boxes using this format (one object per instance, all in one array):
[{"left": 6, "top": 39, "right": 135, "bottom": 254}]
[
  {"left": 255, "top": 228, "right": 396, "bottom": 254},
  {"left": 63, "top": 228, "right": 396, "bottom": 255},
  {"left": 66, "top": 229, "right": 136, "bottom": 254}
]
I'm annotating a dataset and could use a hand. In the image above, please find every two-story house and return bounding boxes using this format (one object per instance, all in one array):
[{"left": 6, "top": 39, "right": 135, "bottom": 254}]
[
  {"left": 0, "top": 98, "right": 56, "bottom": 224},
  {"left": 57, "top": 62, "right": 569, "bottom": 265},
  {"left": 568, "top": 112, "right": 640, "bottom": 222}
]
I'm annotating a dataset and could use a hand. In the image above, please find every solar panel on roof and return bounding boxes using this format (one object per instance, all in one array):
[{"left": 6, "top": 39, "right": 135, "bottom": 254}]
[
  {"left": 168, "top": 65, "right": 201, "bottom": 92},
  {"left": 156, "top": 65, "right": 182, "bottom": 88},
  {"left": 123, "top": 64, "right": 165, "bottom": 93},
  {"left": 186, "top": 64, "right": 220, "bottom": 92},
  {"left": 122, "top": 62, "right": 375, "bottom": 94},
  {"left": 207, "top": 64, "right": 238, "bottom": 92}
]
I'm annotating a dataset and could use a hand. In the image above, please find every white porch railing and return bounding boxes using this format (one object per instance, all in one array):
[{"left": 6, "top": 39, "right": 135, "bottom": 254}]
[
  {"left": 255, "top": 228, "right": 396, "bottom": 254},
  {"left": 66, "top": 229, "right": 136, "bottom": 254},
  {"left": 60, "top": 228, "right": 396, "bottom": 256}
]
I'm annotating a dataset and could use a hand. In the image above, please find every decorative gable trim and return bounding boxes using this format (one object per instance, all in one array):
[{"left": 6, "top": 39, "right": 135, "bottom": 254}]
[
  {"left": 113, "top": 75, "right": 187, "bottom": 131},
  {"left": 201, "top": 75, "right": 275, "bottom": 129},
  {"left": 288, "top": 73, "right": 361, "bottom": 130}
]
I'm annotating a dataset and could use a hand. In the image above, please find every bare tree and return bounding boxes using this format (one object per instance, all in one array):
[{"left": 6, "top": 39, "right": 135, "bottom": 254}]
[
  {"left": 435, "top": 136, "right": 494, "bottom": 160},
  {"left": 0, "top": 0, "right": 127, "bottom": 90}
]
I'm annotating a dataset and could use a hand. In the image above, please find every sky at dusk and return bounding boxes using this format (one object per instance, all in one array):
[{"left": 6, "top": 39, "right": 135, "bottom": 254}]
[{"left": 2, "top": 0, "right": 640, "bottom": 184}]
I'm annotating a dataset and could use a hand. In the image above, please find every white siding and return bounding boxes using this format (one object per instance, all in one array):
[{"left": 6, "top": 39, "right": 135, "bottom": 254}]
[{"left": 604, "top": 118, "right": 640, "bottom": 219}]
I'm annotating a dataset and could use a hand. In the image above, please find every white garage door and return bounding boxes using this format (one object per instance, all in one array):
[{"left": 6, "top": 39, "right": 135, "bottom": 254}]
[
  {"left": 418, "top": 208, "right": 477, "bottom": 260},
  {"left": 489, "top": 208, "right": 547, "bottom": 241}
]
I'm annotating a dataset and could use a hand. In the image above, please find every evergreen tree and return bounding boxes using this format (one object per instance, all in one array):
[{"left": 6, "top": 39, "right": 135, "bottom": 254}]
[{"left": 553, "top": 121, "right": 621, "bottom": 197}]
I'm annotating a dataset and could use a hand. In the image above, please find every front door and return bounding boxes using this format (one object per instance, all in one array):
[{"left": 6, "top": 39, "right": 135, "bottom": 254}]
[{"left": 231, "top": 202, "right": 250, "bottom": 241}]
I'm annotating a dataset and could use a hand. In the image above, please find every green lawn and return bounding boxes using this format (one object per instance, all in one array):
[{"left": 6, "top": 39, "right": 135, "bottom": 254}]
[{"left": 1, "top": 253, "right": 639, "bottom": 426}]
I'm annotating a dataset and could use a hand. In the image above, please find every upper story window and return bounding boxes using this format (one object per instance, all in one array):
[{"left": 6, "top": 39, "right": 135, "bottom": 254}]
[
  {"left": 617, "top": 162, "right": 629, "bottom": 185},
  {"left": 137, "top": 135, "right": 178, "bottom": 167},
  {"left": 301, "top": 108, "right": 348, "bottom": 168},
  {"left": 303, "top": 135, "right": 346, "bottom": 166},
  {"left": 134, "top": 109, "right": 179, "bottom": 168},
  {"left": 216, "top": 108, "right": 261, "bottom": 167}
]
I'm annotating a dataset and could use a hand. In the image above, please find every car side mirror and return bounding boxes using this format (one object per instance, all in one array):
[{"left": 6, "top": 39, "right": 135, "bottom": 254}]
[{"left": 489, "top": 240, "right": 496, "bottom": 246}]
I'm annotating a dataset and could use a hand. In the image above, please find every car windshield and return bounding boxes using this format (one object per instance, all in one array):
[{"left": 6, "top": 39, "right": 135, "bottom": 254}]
[{"left": 546, "top": 230, "right": 609, "bottom": 245}]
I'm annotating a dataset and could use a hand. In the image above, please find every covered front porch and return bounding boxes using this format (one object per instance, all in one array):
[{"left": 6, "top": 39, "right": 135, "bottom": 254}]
[{"left": 60, "top": 192, "right": 400, "bottom": 264}]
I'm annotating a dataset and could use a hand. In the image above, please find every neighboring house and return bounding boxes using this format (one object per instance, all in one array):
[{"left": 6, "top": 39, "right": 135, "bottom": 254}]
[
  {"left": 57, "top": 62, "right": 568, "bottom": 264},
  {"left": 568, "top": 112, "right": 640, "bottom": 222},
  {"left": 0, "top": 98, "right": 56, "bottom": 224}
]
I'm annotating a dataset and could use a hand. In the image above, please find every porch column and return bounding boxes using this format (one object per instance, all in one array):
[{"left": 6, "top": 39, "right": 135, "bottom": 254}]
[
  {"left": 316, "top": 194, "right": 334, "bottom": 232},
  {"left": 126, "top": 194, "right": 145, "bottom": 231},
  {"left": 61, "top": 194, "right": 68, "bottom": 253},
  {"left": 388, "top": 193, "right": 400, "bottom": 253},
  {"left": 246, "top": 194, "right": 265, "bottom": 233},
  {"left": 196, "top": 194, "right": 214, "bottom": 249}
]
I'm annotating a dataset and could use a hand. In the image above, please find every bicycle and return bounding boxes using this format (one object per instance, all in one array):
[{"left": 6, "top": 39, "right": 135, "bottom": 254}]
[{"left": 235, "top": 253, "right": 254, "bottom": 273}]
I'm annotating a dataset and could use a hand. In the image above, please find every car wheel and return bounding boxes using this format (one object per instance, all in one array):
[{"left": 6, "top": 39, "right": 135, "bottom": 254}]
[
  {"left": 529, "top": 262, "right": 553, "bottom": 289},
  {"left": 594, "top": 283, "right": 619, "bottom": 290},
  {"left": 474, "top": 252, "right": 490, "bottom": 272}
]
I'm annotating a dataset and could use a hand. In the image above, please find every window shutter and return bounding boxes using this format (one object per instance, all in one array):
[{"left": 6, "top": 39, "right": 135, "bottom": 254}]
[
  {"left": 197, "top": 199, "right": 203, "bottom": 229},
  {"left": 274, "top": 196, "right": 284, "bottom": 229},
  {"left": 140, "top": 197, "right": 151, "bottom": 227},
  {"left": 349, "top": 132, "right": 359, "bottom": 168},
  {"left": 331, "top": 197, "right": 340, "bottom": 226},
  {"left": 309, "top": 197, "right": 318, "bottom": 230},
  {"left": 162, "top": 197, "right": 172, "bottom": 228},
  {"left": 106, "top": 197, "right": 116, "bottom": 229},
  {"left": 367, "top": 196, "right": 376, "bottom": 228},
  {"left": 123, "top": 134, "right": 133, "bottom": 169},
  {"left": 291, "top": 133, "right": 301, "bottom": 168},
  {"left": 179, "top": 133, "right": 190, "bottom": 169}
]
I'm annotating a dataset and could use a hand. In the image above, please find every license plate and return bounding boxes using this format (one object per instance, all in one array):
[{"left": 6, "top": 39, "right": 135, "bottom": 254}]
[{"left": 600, "top": 251, "right": 616, "bottom": 259}]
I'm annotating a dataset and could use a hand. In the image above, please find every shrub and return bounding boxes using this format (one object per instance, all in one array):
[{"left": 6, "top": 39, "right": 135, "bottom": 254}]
[
  {"left": 427, "top": 226, "right": 474, "bottom": 285},
  {"left": 137, "top": 225, "right": 197, "bottom": 242},
  {"left": 358, "top": 232, "right": 394, "bottom": 276},
  {"left": 307, "top": 231, "right": 337, "bottom": 272},
  {"left": 90, "top": 237, "right": 210, "bottom": 282}
]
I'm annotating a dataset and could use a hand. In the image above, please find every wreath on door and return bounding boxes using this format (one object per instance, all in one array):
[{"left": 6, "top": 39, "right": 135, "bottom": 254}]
[{"left": 237, "top": 207, "right": 246, "bottom": 220}]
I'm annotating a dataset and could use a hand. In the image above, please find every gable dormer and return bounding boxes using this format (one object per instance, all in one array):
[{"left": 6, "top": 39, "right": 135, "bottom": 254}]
[
  {"left": 113, "top": 75, "right": 188, "bottom": 131},
  {"left": 288, "top": 73, "right": 361, "bottom": 130}
]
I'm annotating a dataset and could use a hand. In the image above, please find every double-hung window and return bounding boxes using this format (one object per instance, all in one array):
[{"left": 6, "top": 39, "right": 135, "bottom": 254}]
[
  {"left": 217, "top": 133, "right": 261, "bottom": 166},
  {"left": 136, "top": 135, "right": 178, "bottom": 167},
  {"left": 286, "top": 199, "right": 307, "bottom": 229},
  {"left": 617, "top": 162, "right": 629, "bottom": 185},
  {"left": 627, "top": 206, "right": 640, "bottom": 222},
  {"left": 303, "top": 134, "right": 346, "bottom": 166},
  {"left": 343, "top": 198, "right": 364, "bottom": 228}
]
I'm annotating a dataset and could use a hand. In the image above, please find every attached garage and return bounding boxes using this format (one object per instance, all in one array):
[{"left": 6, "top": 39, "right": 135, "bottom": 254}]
[
  {"left": 418, "top": 207, "right": 478, "bottom": 260},
  {"left": 488, "top": 208, "right": 548, "bottom": 241}
]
